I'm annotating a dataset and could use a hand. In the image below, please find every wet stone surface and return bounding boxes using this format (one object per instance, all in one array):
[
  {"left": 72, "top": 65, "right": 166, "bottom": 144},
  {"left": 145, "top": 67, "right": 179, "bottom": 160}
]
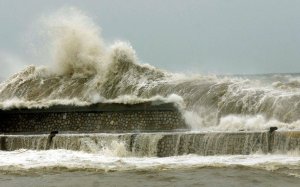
[
  {"left": 0, "top": 111, "right": 187, "bottom": 133},
  {"left": 1, "top": 132, "right": 299, "bottom": 156}
]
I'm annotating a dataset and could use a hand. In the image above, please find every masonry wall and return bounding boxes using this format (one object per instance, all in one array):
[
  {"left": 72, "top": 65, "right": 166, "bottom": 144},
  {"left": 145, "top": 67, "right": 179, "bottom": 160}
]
[
  {"left": 1, "top": 131, "right": 299, "bottom": 156},
  {"left": 156, "top": 132, "right": 270, "bottom": 157},
  {"left": 0, "top": 102, "right": 187, "bottom": 133}
]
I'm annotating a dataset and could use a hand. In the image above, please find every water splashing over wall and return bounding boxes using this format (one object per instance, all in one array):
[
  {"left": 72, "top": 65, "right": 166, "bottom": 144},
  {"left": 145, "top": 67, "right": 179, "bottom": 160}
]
[{"left": 1, "top": 8, "right": 300, "bottom": 131}]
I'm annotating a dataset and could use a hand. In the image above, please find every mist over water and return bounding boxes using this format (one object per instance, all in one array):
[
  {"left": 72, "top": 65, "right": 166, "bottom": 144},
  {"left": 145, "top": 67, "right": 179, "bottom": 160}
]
[{"left": 0, "top": 8, "right": 300, "bottom": 132}]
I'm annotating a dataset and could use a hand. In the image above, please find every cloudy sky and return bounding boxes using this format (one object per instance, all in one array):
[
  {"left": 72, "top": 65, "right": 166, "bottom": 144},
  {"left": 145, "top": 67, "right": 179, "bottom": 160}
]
[{"left": 0, "top": 0, "right": 300, "bottom": 79}]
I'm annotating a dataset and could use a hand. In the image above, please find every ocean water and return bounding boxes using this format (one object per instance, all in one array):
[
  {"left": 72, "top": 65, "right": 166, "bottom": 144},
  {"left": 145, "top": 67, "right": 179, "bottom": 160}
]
[
  {"left": 1, "top": 8, "right": 300, "bottom": 186},
  {"left": 0, "top": 150, "right": 300, "bottom": 186},
  {"left": 1, "top": 167, "right": 300, "bottom": 187},
  {"left": 1, "top": 9, "right": 300, "bottom": 132}
]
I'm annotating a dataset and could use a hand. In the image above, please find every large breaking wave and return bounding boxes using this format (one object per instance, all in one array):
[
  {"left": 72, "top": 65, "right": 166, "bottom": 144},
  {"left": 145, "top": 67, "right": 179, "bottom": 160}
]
[{"left": 0, "top": 8, "right": 300, "bottom": 131}]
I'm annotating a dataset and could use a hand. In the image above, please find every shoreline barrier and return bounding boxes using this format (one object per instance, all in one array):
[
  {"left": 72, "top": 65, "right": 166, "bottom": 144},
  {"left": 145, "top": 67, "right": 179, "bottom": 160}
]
[
  {"left": 0, "top": 102, "right": 187, "bottom": 133},
  {"left": 1, "top": 131, "right": 299, "bottom": 157}
]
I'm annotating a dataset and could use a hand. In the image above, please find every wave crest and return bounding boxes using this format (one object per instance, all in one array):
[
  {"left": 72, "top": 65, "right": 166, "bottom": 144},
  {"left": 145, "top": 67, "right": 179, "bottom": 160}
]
[{"left": 1, "top": 8, "right": 300, "bottom": 131}]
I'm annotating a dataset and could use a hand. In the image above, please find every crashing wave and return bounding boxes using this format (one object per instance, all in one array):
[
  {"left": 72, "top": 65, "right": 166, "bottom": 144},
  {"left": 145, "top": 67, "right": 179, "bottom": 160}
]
[{"left": 0, "top": 8, "right": 300, "bottom": 131}]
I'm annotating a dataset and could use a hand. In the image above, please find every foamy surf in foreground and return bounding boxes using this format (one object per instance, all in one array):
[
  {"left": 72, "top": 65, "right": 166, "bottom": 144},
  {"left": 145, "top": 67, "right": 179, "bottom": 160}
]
[
  {"left": 0, "top": 150, "right": 300, "bottom": 177},
  {"left": 1, "top": 7, "right": 300, "bottom": 187}
]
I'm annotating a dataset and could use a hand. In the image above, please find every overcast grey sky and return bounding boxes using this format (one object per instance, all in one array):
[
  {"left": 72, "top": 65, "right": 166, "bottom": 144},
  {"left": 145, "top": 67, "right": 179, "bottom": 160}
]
[{"left": 0, "top": 0, "right": 300, "bottom": 78}]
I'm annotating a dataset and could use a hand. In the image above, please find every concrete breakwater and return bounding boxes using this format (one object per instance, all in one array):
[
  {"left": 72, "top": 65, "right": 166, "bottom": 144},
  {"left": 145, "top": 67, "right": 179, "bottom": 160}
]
[
  {"left": 0, "top": 102, "right": 187, "bottom": 133},
  {"left": 1, "top": 131, "right": 299, "bottom": 157},
  {"left": 1, "top": 102, "right": 299, "bottom": 157}
]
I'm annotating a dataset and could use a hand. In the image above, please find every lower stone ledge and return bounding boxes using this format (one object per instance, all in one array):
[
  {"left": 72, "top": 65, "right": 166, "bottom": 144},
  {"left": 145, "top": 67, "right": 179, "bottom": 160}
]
[{"left": 1, "top": 131, "right": 299, "bottom": 157}]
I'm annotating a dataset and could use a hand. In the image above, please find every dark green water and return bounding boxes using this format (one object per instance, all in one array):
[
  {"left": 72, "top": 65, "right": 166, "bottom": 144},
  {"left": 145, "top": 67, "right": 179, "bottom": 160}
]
[{"left": 1, "top": 167, "right": 300, "bottom": 187}]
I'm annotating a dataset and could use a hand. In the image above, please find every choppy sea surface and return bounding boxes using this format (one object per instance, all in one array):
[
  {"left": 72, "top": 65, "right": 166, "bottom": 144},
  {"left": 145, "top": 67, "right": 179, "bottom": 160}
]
[
  {"left": 1, "top": 167, "right": 300, "bottom": 187},
  {"left": 1, "top": 8, "right": 300, "bottom": 186},
  {"left": 0, "top": 150, "right": 300, "bottom": 186}
]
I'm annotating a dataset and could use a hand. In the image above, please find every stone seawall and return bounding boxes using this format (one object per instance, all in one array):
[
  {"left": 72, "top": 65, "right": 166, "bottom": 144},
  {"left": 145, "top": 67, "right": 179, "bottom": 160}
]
[
  {"left": 155, "top": 131, "right": 300, "bottom": 156},
  {"left": 0, "top": 102, "right": 187, "bottom": 133},
  {"left": 1, "top": 131, "right": 299, "bottom": 157}
]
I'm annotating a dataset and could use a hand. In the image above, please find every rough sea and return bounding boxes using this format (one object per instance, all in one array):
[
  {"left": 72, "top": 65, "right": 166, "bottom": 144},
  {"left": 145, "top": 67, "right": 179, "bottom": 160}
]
[{"left": 1, "top": 8, "right": 300, "bottom": 186}]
